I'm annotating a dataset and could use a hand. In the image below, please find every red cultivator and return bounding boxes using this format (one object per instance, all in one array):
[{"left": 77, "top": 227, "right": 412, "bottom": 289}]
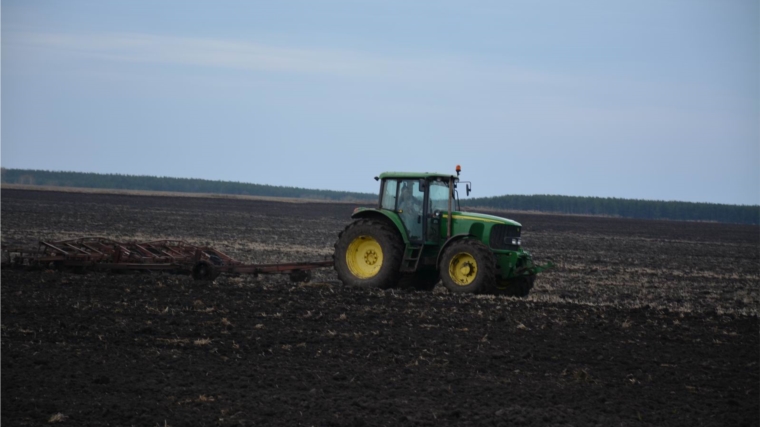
[{"left": 2, "top": 237, "right": 333, "bottom": 282}]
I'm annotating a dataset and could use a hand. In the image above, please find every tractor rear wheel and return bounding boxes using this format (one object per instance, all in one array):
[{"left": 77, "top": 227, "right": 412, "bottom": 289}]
[
  {"left": 333, "top": 219, "right": 404, "bottom": 289},
  {"left": 495, "top": 275, "right": 535, "bottom": 297},
  {"left": 439, "top": 239, "right": 496, "bottom": 294}
]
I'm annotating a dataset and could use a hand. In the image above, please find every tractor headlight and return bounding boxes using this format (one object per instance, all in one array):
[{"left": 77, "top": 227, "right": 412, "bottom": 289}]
[{"left": 511, "top": 238, "right": 521, "bottom": 246}]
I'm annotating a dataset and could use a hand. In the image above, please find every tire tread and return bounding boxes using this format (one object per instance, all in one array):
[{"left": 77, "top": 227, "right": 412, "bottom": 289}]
[
  {"left": 439, "top": 239, "right": 496, "bottom": 294},
  {"left": 333, "top": 219, "right": 404, "bottom": 289}
]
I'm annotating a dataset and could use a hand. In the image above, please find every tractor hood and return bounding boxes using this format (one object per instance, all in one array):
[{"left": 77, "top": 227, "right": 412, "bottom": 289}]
[{"left": 448, "top": 211, "right": 522, "bottom": 227}]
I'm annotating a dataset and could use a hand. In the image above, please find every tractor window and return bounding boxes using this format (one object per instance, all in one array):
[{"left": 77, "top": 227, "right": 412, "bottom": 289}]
[
  {"left": 399, "top": 180, "right": 424, "bottom": 205},
  {"left": 381, "top": 179, "right": 398, "bottom": 210},
  {"left": 428, "top": 181, "right": 449, "bottom": 213}
]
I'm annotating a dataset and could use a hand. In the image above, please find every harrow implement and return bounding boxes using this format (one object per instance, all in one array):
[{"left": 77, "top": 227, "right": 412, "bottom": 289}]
[{"left": 2, "top": 237, "right": 333, "bottom": 282}]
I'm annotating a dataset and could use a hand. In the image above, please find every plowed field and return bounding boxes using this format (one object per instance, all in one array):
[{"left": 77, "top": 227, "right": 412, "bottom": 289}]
[{"left": 2, "top": 189, "right": 758, "bottom": 426}]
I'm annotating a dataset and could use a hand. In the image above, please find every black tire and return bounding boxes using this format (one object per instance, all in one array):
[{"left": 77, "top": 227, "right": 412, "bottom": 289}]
[
  {"left": 439, "top": 239, "right": 496, "bottom": 294},
  {"left": 289, "top": 270, "right": 312, "bottom": 283},
  {"left": 333, "top": 219, "right": 404, "bottom": 289},
  {"left": 495, "top": 275, "right": 535, "bottom": 297},
  {"left": 397, "top": 271, "right": 439, "bottom": 292},
  {"left": 192, "top": 260, "right": 220, "bottom": 281}
]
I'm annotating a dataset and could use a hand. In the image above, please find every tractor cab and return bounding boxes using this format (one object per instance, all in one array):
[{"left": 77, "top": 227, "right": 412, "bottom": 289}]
[{"left": 375, "top": 171, "right": 458, "bottom": 244}]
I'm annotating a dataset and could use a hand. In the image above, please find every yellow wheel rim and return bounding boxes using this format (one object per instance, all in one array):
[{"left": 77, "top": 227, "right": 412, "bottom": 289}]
[
  {"left": 346, "top": 235, "right": 384, "bottom": 279},
  {"left": 448, "top": 252, "right": 478, "bottom": 286}
]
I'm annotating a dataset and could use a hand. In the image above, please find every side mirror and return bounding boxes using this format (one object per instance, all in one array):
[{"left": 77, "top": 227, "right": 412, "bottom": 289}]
[
  {"left": 466, "top": 183, "right": 472, "bottom": 196},
  {"left": 419, "top": 179, "right": 426, "bottom": 191}
]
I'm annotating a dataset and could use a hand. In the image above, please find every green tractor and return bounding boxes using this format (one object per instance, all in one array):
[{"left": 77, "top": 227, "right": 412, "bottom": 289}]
[{"left": 333, "top": 166, "right": 551, "bottom": 296}]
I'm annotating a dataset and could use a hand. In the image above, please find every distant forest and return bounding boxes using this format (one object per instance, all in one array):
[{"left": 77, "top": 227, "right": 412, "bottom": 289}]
[
  {"left": 463, "top": 195, "right": 758, "bottom": 225},
  {"left": 0, "top": 168, "right": 376, "bottom": 202},
  {"left": 2, "top": 168, "right": 758, "bottom": 225}
]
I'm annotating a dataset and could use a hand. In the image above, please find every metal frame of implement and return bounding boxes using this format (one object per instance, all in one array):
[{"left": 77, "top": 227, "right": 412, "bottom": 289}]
[{"left": 2, "top": 237, "right": 333, "bottom": 282}]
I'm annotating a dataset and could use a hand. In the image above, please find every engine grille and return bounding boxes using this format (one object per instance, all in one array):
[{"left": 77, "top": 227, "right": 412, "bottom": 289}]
[{"left": 489, "top": 224, "right": 521, "bottom": 251}]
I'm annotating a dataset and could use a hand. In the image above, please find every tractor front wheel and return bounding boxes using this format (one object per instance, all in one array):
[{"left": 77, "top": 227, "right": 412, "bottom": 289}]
[
  {"left": 334, "top": 219, "right": 404, "bottom": 289},
  {"left": 439, "top": 239, "right": 496, "bottom": 294}
]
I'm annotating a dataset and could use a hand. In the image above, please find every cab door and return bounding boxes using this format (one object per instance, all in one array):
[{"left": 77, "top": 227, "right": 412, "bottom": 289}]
[
  {"left": 396, "top": 179, "right": 425, "bottom": 242},
  {"left": 425, "top": 179, "right": 450, "bottom": 244},
  {"left": 381, "top": 178, "right": 424, "bottom": 242}
]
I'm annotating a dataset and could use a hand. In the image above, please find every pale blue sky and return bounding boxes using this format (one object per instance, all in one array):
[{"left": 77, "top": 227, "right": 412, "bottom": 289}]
[{"left": 2, "top": 1, "right": 758, "bottom": 204}]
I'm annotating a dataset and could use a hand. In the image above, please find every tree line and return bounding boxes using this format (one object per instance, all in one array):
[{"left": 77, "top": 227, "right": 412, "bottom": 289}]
[
  {"left": 0, "top": 168, "right": 376, "bottom": 202},
  {"left": 2, "top": 168, "right": 757, "bottom": 224},
  {"left": 463, "top": 194, "right": 758, "bottom": 225}
]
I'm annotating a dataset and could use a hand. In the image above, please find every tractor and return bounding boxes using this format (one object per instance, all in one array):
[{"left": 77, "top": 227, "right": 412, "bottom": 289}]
[{"left": 333, "top": 166, "right": 551, "bottom": 296}]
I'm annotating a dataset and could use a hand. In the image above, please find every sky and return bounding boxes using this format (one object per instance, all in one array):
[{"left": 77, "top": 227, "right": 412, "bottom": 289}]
[{"left": 2, "top": 1, "right": 758, "bottom": 205}]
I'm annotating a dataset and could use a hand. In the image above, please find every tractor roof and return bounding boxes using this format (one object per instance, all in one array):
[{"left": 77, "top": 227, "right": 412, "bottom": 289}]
[{"left": 378, "top": 171, "right": 455, "bottom": 180}]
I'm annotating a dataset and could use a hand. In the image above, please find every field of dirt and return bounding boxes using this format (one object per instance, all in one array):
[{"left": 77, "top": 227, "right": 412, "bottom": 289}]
[{"left": 2, "top": 189, "right": 758, "bottom": 426}]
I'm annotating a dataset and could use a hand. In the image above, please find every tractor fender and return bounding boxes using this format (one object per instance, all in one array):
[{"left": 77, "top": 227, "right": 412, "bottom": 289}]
[
  {"left": 435, "top": 233, "right": 476, "bottom": 269},
  {"left": 351, "top": 208, "right": 410, "bottom": 246}
]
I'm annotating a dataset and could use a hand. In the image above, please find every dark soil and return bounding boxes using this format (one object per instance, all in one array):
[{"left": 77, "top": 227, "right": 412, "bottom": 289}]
[{"left": 2, "top": 189, "right": 759, "bottom": 426}]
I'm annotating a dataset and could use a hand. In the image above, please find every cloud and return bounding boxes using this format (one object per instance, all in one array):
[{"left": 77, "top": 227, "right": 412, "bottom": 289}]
[
  {"left": 8, "top": 30, "right": 565, "bottom": 86},
  {"left": 8, "top": 30, "right": 751, "bottom": 145}
]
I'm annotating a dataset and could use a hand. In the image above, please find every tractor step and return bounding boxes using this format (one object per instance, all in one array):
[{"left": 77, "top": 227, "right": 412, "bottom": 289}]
[{"left": 400, "top": 244, "right": 423, "bottom": 273}]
